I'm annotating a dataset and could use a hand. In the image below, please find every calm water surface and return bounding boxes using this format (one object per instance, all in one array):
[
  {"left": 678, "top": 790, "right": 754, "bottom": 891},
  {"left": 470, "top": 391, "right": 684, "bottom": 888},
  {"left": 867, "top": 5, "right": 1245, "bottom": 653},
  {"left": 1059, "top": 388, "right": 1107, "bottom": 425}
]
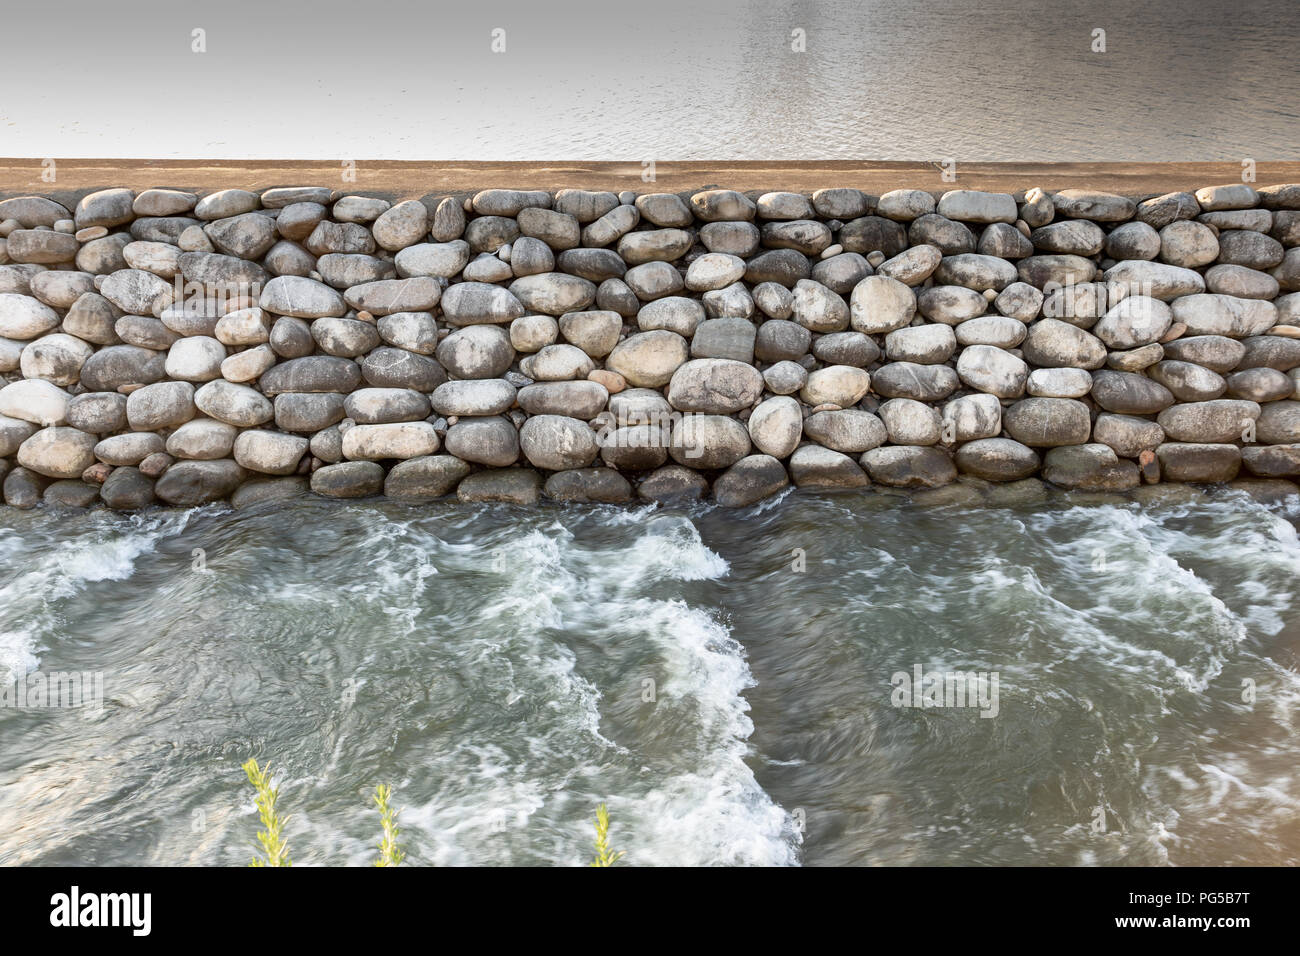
[
  {"left": 2, "top": 0, "right": 1296, "bottom": 160},
  {"left": 1, "top": 488, "right": 1297, "bottom": 866}
]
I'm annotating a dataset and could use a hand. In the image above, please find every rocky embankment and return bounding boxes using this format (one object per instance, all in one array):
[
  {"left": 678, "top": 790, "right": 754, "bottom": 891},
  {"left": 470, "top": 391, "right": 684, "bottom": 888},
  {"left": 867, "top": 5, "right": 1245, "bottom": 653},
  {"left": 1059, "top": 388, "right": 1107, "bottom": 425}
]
[{"left": 1, "top": 182, "right": 1299, "bottom": 509}]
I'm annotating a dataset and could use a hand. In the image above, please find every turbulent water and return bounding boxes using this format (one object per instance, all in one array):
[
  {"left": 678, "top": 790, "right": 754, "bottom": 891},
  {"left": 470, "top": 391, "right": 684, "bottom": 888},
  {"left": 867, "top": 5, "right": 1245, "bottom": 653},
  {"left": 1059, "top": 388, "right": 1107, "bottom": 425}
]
[{"left": 1, "top": 487, "right": 1298, "bottom": 866}]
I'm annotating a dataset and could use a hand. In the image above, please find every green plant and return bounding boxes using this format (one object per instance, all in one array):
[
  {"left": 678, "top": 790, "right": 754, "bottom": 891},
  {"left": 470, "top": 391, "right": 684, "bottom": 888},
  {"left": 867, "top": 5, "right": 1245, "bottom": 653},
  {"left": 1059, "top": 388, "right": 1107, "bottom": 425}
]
[
  {"left": 242, "top": 758, "right": 292, "bottom": 867},
  {"left": 589, "top": 802, "right": 625, "bottom": 867},
  {"left": 241, "top": 756, "right": 624, "bottom": 867},
  {"left": 373, "top": 784, "right": 405, "bottom": 867}
]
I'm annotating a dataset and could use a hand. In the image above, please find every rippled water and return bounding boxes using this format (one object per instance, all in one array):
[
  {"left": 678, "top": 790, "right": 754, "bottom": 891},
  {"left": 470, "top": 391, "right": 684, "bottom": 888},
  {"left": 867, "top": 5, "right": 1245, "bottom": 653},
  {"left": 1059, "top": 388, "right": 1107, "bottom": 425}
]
[
  {"left": 2, "top": 488, "right": 1298, "bottom": 866},
  {"left": 4, "top": 0, "right": 1296, "bottom": 160}
]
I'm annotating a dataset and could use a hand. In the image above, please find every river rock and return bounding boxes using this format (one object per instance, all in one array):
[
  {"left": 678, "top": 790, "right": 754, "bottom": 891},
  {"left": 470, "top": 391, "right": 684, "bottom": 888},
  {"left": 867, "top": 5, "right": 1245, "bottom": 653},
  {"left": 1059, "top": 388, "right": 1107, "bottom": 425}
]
[
  {"left": 66, "top": 392, "right": 126, "bottom": 434},
  {"left": 444, "top": 416, "right": 520, "bottom": 466},
  {"left": 433, "top": 379, "right": 517, "bottom": 417},
  {"left": 99, "top": 466, "right": 156, "bottom": 509},
  {"left": 74, "top": 188, "right": 135, "bottom": 230},
  {"left": 605, "top": 330, "right": 689, "bottom": 387},
  {"left": 273, "top": 392, "right": 346, "bottom": 432},
  {"left": 812, "top": 252, "right": 874, "bottom": 294},
  {"left": 379, "top": 455, "right": 470, "bottom": 500},
  {"left": 166, "top": 419, "right": 238, "bottom": 459},
  {"left": 345, "top": 387, "right": 431, "bottom": 424},
  {"left": 541, "top": 468, "right": 631, "bottom": 503},
  {"left": 787, "top": 444, "right": 870, "bottom": 489},
  {"left": 743, "top": 249, "right": 811, "bottom": 287},
  {"left": 1104, "top": 260, "right": 1206, "bottom": 300},
  {"left": 668, "top": 414, "right": 751, "bottom": 468},
  {"left": 1026, "top": 367, "right": 1093, "bottom": 398},
  {"left": 164, "top": 335, "right": 226, "bottom": 381},
  {"left": 194, "top": 379, "right": 274, "bottom": 426},
  {"left": 871, "top": 361, "right": 959, "bottom": 401},
  {"left": 1241, "top": 444, "right": 1300, "bottom": 477},
  {"left": 909, "top": 214, "right": 975, "bottom": 255},
  {"left": 1031, "top": 220, "right": 1105, "bottom": 256},
  {"left": 361, "top": 347, "right": 448, "bottom": 391},
  {"left": 1237, "top": 335, "right": 1300, "bottom": 372},
  {"left": 1254, "top": 400, "right": 1300, "bottom": 443},
  {"left": 19, "top": 332, "right": 93, "bottom": 385},
  {"left": 436, "top": 324, "right": 514, "bottom": 380},
  {"left": 1093, "top": 296, "right": 1173, "bottom": 348},
  {"left": 798, "top": 365, "right": 868, "bottom": 407},
  {"left": 667, "top": 358, "right": 764, "bottom": 413},
  {"left": 1052, "top": 189, "right": 1135, "bottom": 221},
  {"left": 1042, "top": 444, "right": 1139, "bottom": 491},
  {"left": 125, "top": 380, "right": 195, "bottom": 430},
  {"left": 1015, "top": 251, "right": 1089, "bottom": 293},
  {"left": 712, "top": 454, "right": 788, "bottom": 506},
  {"left": 1161, "top": 335, "right": 1246, "bottom": 373},
  {"left": 1157, "top": 399, "right": 1259, "bottom": 442},
  {"left": 0, "top": 196, "right": 71, "bottom": 228},
  {"left": 6, "top": 229, "right": 79, "bottom": 265},
  {"left": 1104, "top": 221, "right": 1161, "bottom": 261},
  {"left": 0, "top": 293, "right": 59, "bottom": 340},
  {"left": 1159, "top": 220, "right": 1220, "bottom": 268},
  {"left": 632, "top": 193, "right": 691, "bottom": 228},
  {"left": 1137, "top": 191, "right": 1200, "bottom": 229},
  {"left": 64, "top": 292, "right": 122, "bottom": 345},
  {"left": 93, "top": 431, "right": 165, "bottom": 466},
  {"left": 740, "top": 396, "right": 797, "bottom": 458},
  {"left": 954, "top": 438, "right": 1040, "bottom": 481},
  {"left": 878, "top": 398, "right": 941, "bottom": 444},
  {"left": 884, "top": 323, "right": 956, "bottom": 365},
  {"left": 155, "top": 459, "right": 246, "bottom": 504},
  {"left": 861, "top": 445, "right": 956, "bottom": 487},
  {"left": 582, "top": 205, "right": 640, "bottom": 247},
  {"left": 519, "top": 344, "right": 595, "bottom": 382},
  {"left": 1148, "top": 360, "right": 1227, "bottom": 402},
  {"left": 508, "top": 273, "right": 597, "bottom": 316},
  {"left": 310, "top": 460, "right": 385, "bottom": 498},
  {"left": 1003, "top": 397, "right": 1091, "bottom": 446},
  {"left": 762, "top": 360, "right": 807, "bottom": 395},
  {"left": 1093, "top": 413, "right": 1165, "bottom": 458},
  {"left": 937, "top": 191, "right": 1017, "bottom": 224},
  {"left": 372, "top": 200, "right": 429, "bottom": 251},
  {"left": 79, "top": 345, "right": 167, "bottom": 391},
  {"left": 1205, "top": 263, "right": 1279, "bottom": 300},
  {"left": 956, "top": 314, "right": 1027, "bottom": 348},
  {"left": 518, "top": 415, "right": 599, "bottom": 470},
  {"left": 956, "top": 344, "right": 1028, "bottom": 397},
  {"left": 342, "top": 421, "right": 440, "bottom": 461},
  {"left": 806, "top": 407, "right": 889, "bottom": 453},
  {"left": 1155, "top": 443, "right": 1241, "bottom": 482},
  {"left": 1021, "top": 318, "right": 1107, "bottom": 369},
  {"left": 933, "top": 254, "right": 1018, "bottom": 291},
  {"left": 1090, "top": 370, "right": 1175, "bottom": 414},
  {"left": 941, "top": 392, "right": 1001, "bottom": 440},
  {"left": 311, "top": 317, "right": 381, "bottom": 358},
  {"left": 849, "top": 275, "right": 915, "bottom": 333},
  {"left": 233, "top": 430, "right": 309, "bottom": 474},
  {"left": 917, "top": 285, "right": 986, "bottom": 325},
  {"left": 1170, "top": 294, "right": 1276, "bottom": 338},
  {"left": 259, "top": 275, "right": 346, "bottom": 318},
  {"left": 16, "top": 426, "right": 97, "bottom": 478},
  {"left": 454, "top": 468, "right": 541, "bottom": 504}
]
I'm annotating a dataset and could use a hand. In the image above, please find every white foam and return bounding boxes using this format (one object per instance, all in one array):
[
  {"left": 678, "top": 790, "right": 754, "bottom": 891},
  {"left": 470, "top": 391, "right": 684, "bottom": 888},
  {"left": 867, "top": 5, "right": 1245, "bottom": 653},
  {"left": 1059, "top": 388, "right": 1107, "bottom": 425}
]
[
  {"left": 381, "top": 510, "right": 797, "bottom": 865},
  {"left": 0, "top": 509, "right": 198, "bottom": 679}
]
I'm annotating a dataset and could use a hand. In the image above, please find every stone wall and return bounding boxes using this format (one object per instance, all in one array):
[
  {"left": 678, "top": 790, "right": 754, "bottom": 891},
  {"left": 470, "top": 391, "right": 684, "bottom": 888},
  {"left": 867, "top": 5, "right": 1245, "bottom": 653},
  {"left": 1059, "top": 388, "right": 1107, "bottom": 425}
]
[{"left": 0, "top": 181, "right": 1298, "bottom": 510}]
